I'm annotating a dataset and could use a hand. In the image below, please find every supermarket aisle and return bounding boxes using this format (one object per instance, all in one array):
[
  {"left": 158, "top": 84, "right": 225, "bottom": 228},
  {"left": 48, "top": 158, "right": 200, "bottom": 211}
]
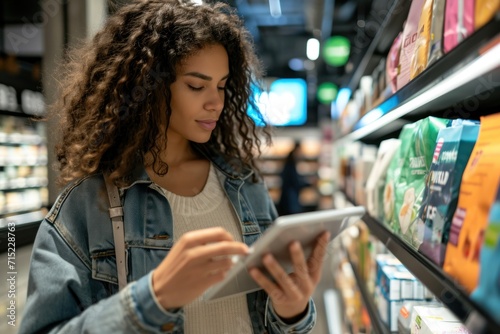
[{"left": 311, "top": 248, "right": 345, "bottom": 334}]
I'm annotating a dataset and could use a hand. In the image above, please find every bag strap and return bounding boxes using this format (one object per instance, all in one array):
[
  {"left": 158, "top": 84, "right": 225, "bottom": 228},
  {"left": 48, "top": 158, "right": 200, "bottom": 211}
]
[{"left": 103, "top": 174, "right": 127, "bottom": 291}]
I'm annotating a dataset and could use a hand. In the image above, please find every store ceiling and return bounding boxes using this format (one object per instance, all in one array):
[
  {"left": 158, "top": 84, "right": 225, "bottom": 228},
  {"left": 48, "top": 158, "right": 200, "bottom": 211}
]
[
  {"left": 226, "top": 0, "right": 385, "bottom": 85},
  {"left": 2, "top": 0, "right": 393, "bottom": 88}
]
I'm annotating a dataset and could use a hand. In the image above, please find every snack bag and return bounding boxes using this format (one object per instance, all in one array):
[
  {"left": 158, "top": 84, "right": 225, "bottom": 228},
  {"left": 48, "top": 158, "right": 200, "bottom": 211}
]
[
  {"left": 386, "top": 32, "right": 403, "bottom": 93},
  {"left": 471, "top": 182, "right": 500, "bottom": 323},
  {"left": 397, "top": 0, "right": 426, "bottom": 89},
  {"left": 443, "top": 113, "right": 500, "bottom": 293},
  {"left": 416, "top": 122, "right": 480, "bottom": 266},
  {"left": 475, "top": 0, "right": 500, "bottom": 29},
  {"left": 443, "top": 0, "right": 475, "bottom": 53},
  {"left": 428, "top": 0, "right": 447, "bottom": 66},
  {"left": 383, "top": 124, "right": 416, "bottom": 231},
  {"left": 410, "top": 0, "right": 434, "bottom": 79},
  {"left": 393, "top": 117, "right": 448, "bottom": 247},
  {"left": 366, "top": 139, "right": 401, "bottom": 220}
]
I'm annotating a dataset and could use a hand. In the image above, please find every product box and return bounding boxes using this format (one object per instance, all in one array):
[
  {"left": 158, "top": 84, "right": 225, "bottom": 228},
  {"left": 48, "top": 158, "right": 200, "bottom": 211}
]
[
  {"left": 398, "top": 300, "right": 443, "bottom": 334},
  {"left": 380, "top": 265, "right": 401, "bottom": 300},
  {"left": 410, "top": 306, "right": 471, "bottom": 333},
  {"left": 375, "top": 286, "right": 403, "bottom": 332},
  {"left": 375, "top": 254, "right": 402, "bottom": 286},
  {"left": 354, "top": 145, "right": 377, "bottom": 207}
]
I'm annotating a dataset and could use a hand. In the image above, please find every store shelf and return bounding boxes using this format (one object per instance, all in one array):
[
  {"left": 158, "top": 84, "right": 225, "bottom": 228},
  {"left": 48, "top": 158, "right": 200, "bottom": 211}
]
[
  {"left": 0, "top": 178, "right": 48, "bottom": 191},
  {"left": 0, "top": 133, "right": 45, "bottom": 145},
  {"left": 340, "top": 192, "right": 500, "bottom": 334},
  {"left": 0, "top": 209, "right": 46, "bottom": 229},
  {"left": 339, "top": 16, "right": 500, "bottom": 145},
  {"left": 0, "top": 161, "right": 47, "bottom": 168},
  {"left": 0, "top": 109, "right": 43, "bottom": 118},
  {"left": 342, "top": 243, "right": 391, "bottom": 334},
  {"left": 346, "top": 0, "right": 412, "bottom": 91},
  {"left": 0, "top": 209, "right": 45, "bottom": 253}
]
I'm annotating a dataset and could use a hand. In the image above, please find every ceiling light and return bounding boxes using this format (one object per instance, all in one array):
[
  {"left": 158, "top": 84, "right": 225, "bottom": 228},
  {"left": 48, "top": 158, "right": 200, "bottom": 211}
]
[
  {"left": 307, "top": 38, "right": 320, "bottom": 61},
  {"left": 288, "top": 58, "right": 304, "bottom": 71}
]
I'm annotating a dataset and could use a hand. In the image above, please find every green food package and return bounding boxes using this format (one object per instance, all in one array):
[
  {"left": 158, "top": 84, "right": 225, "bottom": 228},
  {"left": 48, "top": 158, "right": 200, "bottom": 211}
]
[
  {"left": 383, "top": 123, "right": 416, "bottom": 230},
  {"left": 392, "top": 117, "right": 448, "bottom": 247}
]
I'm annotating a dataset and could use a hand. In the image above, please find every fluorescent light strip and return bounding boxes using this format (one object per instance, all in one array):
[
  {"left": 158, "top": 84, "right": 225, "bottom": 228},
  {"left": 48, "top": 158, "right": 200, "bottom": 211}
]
[
  {"left": 344, "top": 43, "right": 500, "bottom": 143},
  {"left": 269, "top": 0, "right": 282, "bottom": 18}
]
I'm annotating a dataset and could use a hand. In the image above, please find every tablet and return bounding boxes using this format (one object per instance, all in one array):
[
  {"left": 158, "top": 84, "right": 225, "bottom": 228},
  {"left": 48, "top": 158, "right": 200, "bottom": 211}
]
[{"left": 204, "top": 206, "right": 365, "bottom": 301}]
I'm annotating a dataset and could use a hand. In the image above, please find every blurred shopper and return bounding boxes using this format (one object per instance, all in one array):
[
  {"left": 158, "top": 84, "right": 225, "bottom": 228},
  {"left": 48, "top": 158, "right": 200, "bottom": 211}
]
[
  {"left": 277, "top": 142, "right": 310, "bottom": 215},
  {"left": 19, "top": 1, "right": 330, "bottom": 334}
]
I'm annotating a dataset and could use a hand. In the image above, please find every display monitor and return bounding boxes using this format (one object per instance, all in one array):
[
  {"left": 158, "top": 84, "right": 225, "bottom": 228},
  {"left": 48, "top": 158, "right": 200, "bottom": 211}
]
[{"left": 248, "top": 78, "right": 307, "bottom": 126}]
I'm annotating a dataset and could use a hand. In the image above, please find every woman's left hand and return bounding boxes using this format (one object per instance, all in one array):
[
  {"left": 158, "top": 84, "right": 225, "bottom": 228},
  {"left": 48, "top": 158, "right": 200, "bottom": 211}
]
[{"left": 249, "top": 231, "right": 331, "bottom": 321}]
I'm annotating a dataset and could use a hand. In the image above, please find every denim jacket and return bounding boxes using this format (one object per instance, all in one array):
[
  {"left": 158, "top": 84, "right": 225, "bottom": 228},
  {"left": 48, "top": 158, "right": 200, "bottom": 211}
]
[{"left": 19, "top": 151, "right": 317, "bottom": 334}]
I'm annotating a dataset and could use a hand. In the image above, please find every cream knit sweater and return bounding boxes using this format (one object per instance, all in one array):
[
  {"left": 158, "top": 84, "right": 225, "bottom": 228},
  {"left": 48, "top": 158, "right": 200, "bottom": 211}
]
[{"left": 162, "top": 163, "right": 253, "bottom": 334}]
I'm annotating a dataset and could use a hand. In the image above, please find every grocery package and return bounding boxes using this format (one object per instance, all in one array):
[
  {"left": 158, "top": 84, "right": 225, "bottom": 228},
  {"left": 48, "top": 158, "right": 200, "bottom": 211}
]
[
  {"left": 366, "top": 139, "right": 401, "bottom": 220},
  {"left": 393, "top": 117, "right": 448, "bottom": 246},
  {"left": 360, "top": 76, "right": 373, "bottom": 115},
  {"left": 410, "top": 306, "right": 471, "bottom": 334},
  {"left": 383, "top": 124, "right": 416, "bottom": 230},
  {"left": 443, "top": 0, "right": 475, "bottom": 53},
  {"left": 398, "top": 300, "right": 442, "bottom": 334},
  {"left": 397, "top": 0, "right": 426, "bottom": 89},
  {"left": 371, "top": 59, "right": 387, "bottom": 107},
  {"left": 386, "top": 32, "right": 402, "bottom": 93},
  {"left": 471, "top": 182, "right": 500, "bottom": 323},
  {"left": 354, "top": 145, "right": 377, "bottom": 207},
  {"left": 443, "top": 113, "right": 500, "bottom": 293},
  {"left": 375, "top": 255, "right": 428, "bottom": 332},
  {"left": 410, "top": 0, "right": 434, "bottom": 79},
  {"left": 428, "top": 0, "right": 447, "bottom": 66},
  {"left": 416, "top": 122, "right": 480, "bottom": 266},
  {"left": 475, "top": 0, "right": 500, "bottom": 29}
]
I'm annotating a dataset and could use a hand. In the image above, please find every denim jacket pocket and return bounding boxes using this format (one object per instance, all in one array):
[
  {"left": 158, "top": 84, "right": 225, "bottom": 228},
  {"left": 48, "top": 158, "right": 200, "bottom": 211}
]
[{"left": 91, "top": 249, "right": 123, "bottom": 285}]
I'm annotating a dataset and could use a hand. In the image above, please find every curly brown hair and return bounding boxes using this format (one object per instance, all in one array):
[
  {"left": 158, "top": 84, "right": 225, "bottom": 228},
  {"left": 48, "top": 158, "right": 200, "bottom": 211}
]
[{"left": 53, "top": 0, "right": 271, "bottom": 186}]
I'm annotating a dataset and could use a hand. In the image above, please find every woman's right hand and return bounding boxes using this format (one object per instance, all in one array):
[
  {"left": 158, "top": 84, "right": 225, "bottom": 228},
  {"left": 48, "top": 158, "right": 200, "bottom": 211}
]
[{"left": 152, "top": 227, "right": 249, "bottom": 310}]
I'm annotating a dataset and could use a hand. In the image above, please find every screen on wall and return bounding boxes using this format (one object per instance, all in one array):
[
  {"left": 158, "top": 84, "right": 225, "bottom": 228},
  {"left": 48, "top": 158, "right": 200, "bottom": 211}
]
[{"left": 248, "top": 78, "right": 307, "bottom": 127}]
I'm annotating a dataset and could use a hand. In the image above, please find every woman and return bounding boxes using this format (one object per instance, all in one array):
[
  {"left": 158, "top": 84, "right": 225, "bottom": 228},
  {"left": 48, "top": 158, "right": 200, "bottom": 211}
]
[
  {"left": 278, "top": 142, "right": 311, "bottom": 215},
  {"left": 19, "top": 1, "right": 330, "bottom": 333}
]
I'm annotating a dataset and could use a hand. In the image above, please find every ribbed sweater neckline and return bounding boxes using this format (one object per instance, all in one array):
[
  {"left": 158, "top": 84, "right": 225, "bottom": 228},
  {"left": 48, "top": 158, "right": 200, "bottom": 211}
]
[{"left": 161, "top": 163, "right": 225, "bottom": 216}]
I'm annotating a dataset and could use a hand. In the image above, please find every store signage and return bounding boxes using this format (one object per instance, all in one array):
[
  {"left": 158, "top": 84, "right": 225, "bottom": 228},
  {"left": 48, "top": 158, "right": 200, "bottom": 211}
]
[
  {"left": 317, "top": 82, "right": 338, "bottom": 104},
  {"left": 322, "top": 36, "right": 351, "bottom": 67}
]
